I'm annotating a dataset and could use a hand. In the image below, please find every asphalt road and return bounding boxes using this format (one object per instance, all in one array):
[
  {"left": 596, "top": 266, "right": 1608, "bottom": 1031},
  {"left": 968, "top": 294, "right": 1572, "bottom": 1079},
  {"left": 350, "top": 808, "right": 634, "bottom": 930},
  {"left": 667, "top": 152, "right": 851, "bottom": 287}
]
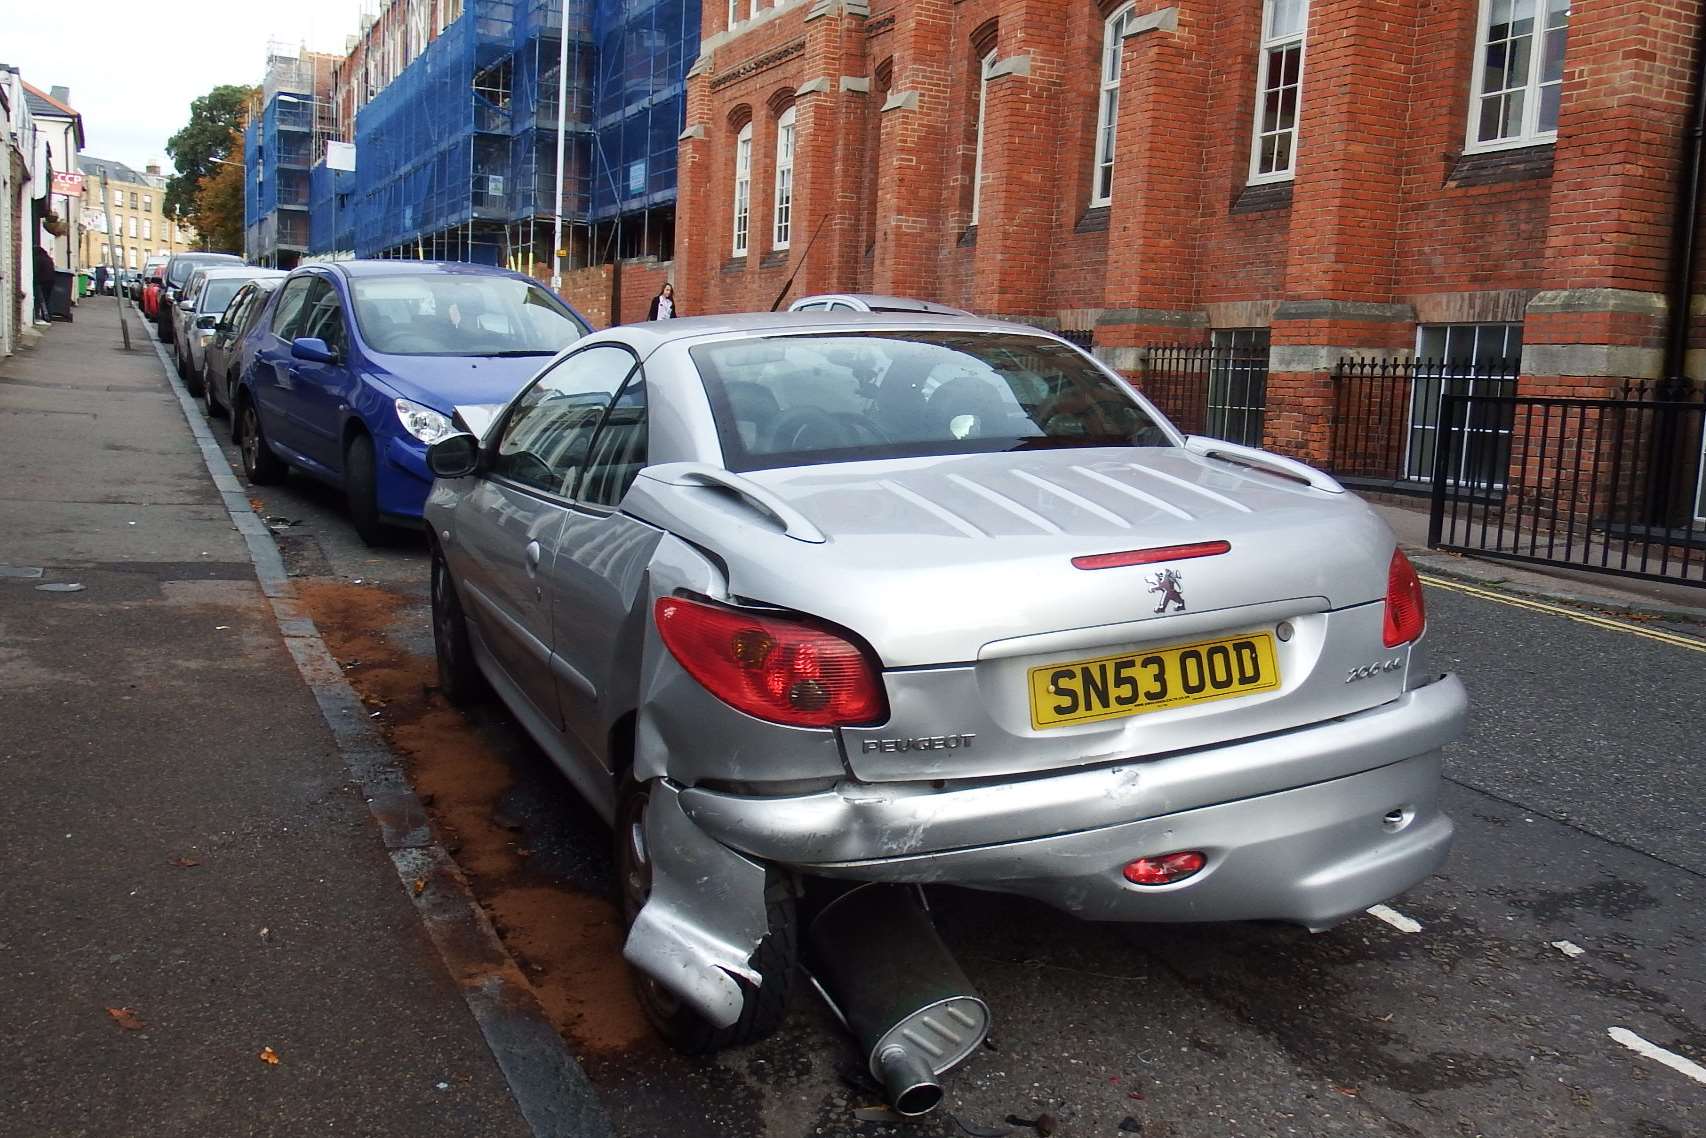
[{"left": 184, "top": 326, "right": 1705, "bottom": 1137}]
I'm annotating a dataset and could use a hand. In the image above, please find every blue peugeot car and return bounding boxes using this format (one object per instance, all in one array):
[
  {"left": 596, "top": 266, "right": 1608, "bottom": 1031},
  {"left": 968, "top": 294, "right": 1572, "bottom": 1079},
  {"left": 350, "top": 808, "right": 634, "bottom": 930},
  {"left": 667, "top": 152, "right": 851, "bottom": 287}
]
[{"left": 232, "top": 261, "right": 592, "bottom": 543}]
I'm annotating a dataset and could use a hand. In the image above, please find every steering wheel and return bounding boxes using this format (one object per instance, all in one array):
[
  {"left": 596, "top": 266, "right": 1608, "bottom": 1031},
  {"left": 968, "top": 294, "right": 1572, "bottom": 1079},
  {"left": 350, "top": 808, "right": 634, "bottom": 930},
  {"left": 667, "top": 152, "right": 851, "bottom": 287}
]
[
  {"left": 765, "top": 407, "right": 862, "bottom": 452},
  {"left": 380, "top": 330, "right": 445, "bottom": 354}
]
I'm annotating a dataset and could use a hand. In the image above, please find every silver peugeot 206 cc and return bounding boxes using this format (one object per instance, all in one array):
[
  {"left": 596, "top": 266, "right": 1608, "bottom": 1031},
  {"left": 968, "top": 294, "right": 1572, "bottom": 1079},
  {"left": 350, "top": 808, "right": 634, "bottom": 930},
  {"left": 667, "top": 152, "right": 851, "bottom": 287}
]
[{"left": 423, "top": 312, "right": 1466, "bottom": 1108}]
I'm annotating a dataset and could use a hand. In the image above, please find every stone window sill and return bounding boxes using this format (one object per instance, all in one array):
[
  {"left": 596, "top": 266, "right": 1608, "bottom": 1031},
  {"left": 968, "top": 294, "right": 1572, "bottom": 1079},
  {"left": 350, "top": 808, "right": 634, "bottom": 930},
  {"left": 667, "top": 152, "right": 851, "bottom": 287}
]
[
  {"left": 1074, "top": 206, "right": 1109, "bottom": 234},
  {"left": 1230, "top": 181, "right": 1293, "bottom": 215},
  {"left": 1447, "top": 144, "right": 1554, "bottom": 187}
]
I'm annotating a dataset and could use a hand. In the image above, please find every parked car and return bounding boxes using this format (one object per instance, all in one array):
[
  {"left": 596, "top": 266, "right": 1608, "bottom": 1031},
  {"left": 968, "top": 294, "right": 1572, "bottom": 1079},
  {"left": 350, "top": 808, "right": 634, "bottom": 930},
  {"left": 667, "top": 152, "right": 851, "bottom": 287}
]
[
  {"left": 232, "top": 260, "right": 592, "bottom": 543},
  {"left": 202, "top": 276, "right": 284, "bottom": 421},
  {"left": 174, "top": 267, "right": 285, "bottom": 396},
  {"left": 158, "top": 251, "right": 242, "bottom": 343},
  {"left": 420, "top": 312, "right": 1467, "bottom": 1082},
  {"left": 140, "top": 256, "right": 170, "bottom": 318},
  {"left": 789, "top": 292, "right": 973, "bottom": 316}
]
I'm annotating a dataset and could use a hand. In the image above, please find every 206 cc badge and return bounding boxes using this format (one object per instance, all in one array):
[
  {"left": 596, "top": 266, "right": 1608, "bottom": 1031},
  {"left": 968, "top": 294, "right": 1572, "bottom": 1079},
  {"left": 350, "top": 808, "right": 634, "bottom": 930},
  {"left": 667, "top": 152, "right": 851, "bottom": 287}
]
[{"left": 1149, "top": 568, "right": 1186, "bottom": 614}]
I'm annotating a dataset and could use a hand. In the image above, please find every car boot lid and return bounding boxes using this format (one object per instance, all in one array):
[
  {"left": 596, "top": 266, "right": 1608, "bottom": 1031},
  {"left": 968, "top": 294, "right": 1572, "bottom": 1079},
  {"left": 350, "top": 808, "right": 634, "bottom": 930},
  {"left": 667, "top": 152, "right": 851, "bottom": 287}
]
[{"left": 626, "top": 447, "right": 1394, "bottom": 668}]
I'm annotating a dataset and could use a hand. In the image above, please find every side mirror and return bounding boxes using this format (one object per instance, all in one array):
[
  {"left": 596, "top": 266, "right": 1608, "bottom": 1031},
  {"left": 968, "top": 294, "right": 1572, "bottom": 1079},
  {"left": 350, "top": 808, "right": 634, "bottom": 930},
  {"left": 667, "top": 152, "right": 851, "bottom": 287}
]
[
  {"left": 196, "top": 314, "right": 218, "bottom": 329},
  {"left": 426, "top": 433, "right": 481, "bottom": 479},
  {"left": 290, "top": 336, "right": 337, "bottom": 364}
]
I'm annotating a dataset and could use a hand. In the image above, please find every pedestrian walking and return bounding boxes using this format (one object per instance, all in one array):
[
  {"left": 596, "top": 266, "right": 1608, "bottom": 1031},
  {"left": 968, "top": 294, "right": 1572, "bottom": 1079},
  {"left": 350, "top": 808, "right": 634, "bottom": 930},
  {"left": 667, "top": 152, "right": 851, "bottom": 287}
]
[
  {"left": 33, "top": 243, "right": 56, "bottom": 324},
  {"left": 94, "top": 264, "right": 109, "bottom": 295},
  {"left": 646, "top": 281, "right": 680, "bottom": 321}
]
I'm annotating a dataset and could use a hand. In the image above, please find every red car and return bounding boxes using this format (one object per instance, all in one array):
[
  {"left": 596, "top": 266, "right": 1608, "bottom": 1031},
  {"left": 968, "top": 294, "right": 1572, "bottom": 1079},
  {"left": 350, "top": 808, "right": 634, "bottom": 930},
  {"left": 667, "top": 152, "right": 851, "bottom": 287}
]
[{"left": 140, "top": 258, "right": 169, "bottom": 319}]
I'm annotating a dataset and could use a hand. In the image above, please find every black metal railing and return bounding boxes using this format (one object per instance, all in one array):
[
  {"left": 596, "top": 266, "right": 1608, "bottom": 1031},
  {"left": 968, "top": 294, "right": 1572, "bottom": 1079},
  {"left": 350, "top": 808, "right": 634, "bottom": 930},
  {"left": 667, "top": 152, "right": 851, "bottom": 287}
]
[
  {"left": 1329, "top": 356, "right": 1521, "bottom": 495},
  {"left": 1429, "top": 382, "right": 1706, "bottom": 587},
  {"left": 1138, "top": 345, "right": 1269, "bottom": 447}
]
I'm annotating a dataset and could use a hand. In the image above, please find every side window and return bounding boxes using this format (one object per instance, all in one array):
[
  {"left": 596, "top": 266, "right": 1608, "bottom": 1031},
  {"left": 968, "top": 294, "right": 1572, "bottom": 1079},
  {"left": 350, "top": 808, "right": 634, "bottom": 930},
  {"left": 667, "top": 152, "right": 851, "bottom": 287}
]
[
  {"left": 298, "top": 278, "right": 348, "bottom": 356},
  {"left": 221, "top": 289, "right": 249, "bottom": 333},
  {"left": 270, "top": 277, "right": 312, "bottom": 338},
  {"left": 577, "top": 375, "right": 647, "bottom": 507},
  {"left": 491, "top": 345, "right": 637, "bottom": 498}
]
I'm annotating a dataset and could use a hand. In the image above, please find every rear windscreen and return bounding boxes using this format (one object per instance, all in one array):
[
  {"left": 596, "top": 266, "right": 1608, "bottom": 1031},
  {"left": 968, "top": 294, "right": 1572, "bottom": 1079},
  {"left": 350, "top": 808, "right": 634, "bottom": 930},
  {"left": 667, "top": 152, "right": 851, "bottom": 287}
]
[{"left": 688, "top": 331, "right": 1174, "bottom": 472}]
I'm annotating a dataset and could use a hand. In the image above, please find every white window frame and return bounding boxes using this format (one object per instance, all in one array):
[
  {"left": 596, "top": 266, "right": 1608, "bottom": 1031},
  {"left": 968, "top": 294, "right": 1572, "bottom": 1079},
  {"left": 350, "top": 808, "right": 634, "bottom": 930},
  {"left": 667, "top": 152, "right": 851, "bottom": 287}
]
[
  {"left": 773, "top": 106, "right": 795, "bottom": 250},
  {"left": 970, "top": 49, "right": 996, "bottom": 225},
  {"left": 728, "top": 0, "right": 739, "bottom": 28},
  {"left": 1248, "top": 0, "right": 1307, "bottom": 184},
  {"left": 1091, "top": 4, "right": 1137, "bottom": 207},
  {"left": 142, "top": 219, "right": 152, "bottom": 240},
  {"left": 1465, "top": 0, "right": 1570, "bottom": 153},
  {"left": 732, "top": 123, "right": 752, "bottom": 257}
]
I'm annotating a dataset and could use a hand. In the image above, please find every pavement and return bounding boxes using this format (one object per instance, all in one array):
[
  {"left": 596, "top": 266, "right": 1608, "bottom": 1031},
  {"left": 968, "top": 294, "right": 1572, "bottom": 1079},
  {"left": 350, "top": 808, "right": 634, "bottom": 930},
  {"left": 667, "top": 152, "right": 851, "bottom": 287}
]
[
  {"left": 0, "top": 300, "right": 598, "bottom": 1138},
  {"left": 4, "top": 299, "right": 1705, "bottom": 1138}
]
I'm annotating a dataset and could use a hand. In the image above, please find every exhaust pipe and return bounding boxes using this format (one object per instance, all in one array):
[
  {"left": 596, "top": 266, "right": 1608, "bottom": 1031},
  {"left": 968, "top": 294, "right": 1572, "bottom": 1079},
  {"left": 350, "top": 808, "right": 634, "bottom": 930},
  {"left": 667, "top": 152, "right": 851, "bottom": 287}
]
[{"left": 805, "top": 884, "right": 990, "bottom": 1117}]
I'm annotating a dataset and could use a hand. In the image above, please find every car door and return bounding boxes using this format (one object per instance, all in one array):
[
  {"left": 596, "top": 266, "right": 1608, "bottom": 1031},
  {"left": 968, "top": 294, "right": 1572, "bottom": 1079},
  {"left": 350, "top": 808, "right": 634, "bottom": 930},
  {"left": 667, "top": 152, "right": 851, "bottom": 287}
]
[
  {"left": 455, "top": 343, "right": 636, "bottom": 730},
  {"left": 252, "top": 275, "right": 315, "bottom": 456},
  {"left": 285, "top": 276, "right": 356, "bottom": 472},
  {"left": 209, "top": 284, "right": 255, "bottom": 394},
  {"left": 548, "top": 367, "right": 664, "bottom": 765}
]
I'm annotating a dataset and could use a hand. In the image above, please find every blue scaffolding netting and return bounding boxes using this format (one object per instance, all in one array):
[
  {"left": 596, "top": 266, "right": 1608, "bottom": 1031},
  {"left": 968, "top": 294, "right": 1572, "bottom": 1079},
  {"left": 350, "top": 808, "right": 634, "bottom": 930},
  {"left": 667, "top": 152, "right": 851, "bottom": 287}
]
[
  {"left": 245, "top": 91, "right": 315, "bottom": 260},
  {"left": 338, "top": 0, "right": 696, "bottom": 262},
  {"left": 590, "top": 0, "right": 698, "bottom": 221},
  {"left": 309, "top": 161, "right": 357, "bottom": 255}
]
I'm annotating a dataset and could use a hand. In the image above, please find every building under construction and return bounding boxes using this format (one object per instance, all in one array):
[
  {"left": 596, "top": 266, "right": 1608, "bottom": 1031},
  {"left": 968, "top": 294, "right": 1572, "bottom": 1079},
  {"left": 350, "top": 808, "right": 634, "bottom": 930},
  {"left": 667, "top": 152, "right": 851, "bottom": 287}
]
[
  {"left": 258, "top": 0, "right": 695, "bottom": 284},
  {"left": 243, "top": 47, "right": 341, "bottom": 268}
]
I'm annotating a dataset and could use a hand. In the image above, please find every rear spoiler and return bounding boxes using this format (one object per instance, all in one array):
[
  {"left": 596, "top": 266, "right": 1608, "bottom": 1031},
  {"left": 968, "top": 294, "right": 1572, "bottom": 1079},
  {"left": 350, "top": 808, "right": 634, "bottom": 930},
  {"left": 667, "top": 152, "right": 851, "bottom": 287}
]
[{"left": 1183, "top": 436, "right": 1345, "bottom": 494}]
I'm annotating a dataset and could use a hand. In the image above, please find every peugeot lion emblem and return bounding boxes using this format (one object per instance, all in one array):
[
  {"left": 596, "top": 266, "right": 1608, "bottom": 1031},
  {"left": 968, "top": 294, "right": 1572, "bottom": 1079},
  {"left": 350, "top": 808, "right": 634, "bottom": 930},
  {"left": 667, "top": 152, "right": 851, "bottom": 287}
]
[{"left": 1149, "top": 568, "right": 1186, "bottom": 614}]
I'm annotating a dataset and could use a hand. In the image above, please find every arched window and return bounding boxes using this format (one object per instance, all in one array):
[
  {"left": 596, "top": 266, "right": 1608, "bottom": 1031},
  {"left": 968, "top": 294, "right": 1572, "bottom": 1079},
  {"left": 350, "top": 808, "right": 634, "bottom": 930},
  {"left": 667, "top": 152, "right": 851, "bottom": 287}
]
[
  {"left": 732, "top": 122, "right": 753, "bottom": 256},
  {"left": 970, "top": 49, "right": 997, "bottom": 225},
  {"left": 773, "top": 106, "right": 796, "bottom": 249},
  {"left": 1092, "top": 3, "right": 1138, "bottom": 206}
]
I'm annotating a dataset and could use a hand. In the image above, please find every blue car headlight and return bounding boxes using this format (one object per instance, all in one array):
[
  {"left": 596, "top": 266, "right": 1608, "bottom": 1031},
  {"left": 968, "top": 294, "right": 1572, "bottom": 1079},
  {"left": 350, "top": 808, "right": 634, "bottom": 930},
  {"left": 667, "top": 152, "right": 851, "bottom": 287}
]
[{"left": 395, "top": 398, "right": 455, "bottom": 445}]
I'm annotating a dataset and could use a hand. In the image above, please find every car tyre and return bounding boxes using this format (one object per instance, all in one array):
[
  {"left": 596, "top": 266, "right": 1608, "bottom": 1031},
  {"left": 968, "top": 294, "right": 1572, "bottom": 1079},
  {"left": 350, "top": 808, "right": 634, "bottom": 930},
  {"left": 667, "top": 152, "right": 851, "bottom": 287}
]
[
  {"left": 344, "top": 432, "right": 386, "bottom": 546},
  {"left": 181, "top": 346, "right": 205, "bottom": 396},
  {"left": 431, "top": 543, "right": 488, "bottom": 706},
  {"left": 203, "top": 365, "right": 224, "bottom": 418},
  {"left": 237, "top": 397, "right": 286, "bottom": 485},
  {"left": 615, "top": 778, "right": 796, "bottom": 1054}
]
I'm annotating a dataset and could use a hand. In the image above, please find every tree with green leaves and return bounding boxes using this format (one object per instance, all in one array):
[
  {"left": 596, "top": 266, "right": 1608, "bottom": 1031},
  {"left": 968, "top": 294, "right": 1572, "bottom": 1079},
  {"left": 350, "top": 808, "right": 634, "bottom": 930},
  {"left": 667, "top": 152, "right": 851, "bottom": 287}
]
[{"left": 164, "top": 85, "right": 255, "bottom": 226}]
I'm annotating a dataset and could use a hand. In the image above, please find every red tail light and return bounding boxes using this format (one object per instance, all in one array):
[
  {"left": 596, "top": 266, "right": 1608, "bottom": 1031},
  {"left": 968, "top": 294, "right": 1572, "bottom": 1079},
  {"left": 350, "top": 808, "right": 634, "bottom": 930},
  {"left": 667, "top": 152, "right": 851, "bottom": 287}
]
[
  {"left": 1382, "top": 548, "right": 1427, "bottom": 648},
  {"left": 1072, "top": 540, "right": 1231, "bottom": 571},
  {"left": 654, "top": 597, "right": 887, "bottom": 727}
]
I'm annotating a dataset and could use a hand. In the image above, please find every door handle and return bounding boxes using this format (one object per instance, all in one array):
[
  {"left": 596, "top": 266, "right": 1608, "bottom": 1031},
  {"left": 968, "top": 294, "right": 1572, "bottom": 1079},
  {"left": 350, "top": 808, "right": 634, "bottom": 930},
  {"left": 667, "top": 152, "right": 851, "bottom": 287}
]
[{"left": 524, "top": 540, "right": 542, "bottom": 577}]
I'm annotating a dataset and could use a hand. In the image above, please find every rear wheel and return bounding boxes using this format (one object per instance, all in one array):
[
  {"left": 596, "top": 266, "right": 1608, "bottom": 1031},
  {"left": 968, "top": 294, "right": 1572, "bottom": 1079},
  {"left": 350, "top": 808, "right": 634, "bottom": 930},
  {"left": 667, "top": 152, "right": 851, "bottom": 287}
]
[
  {"left": 431, "top": 543, "right": 487, "bottom": 705},
  {"left": 237, "top": 398, "right": 285, "bottom": 485},
  {"left": 180, "top": 345, "right": 204, "bottom": 396},
  {"left": 344, "top": 432, "right": 385, "bottom": 546},
  {"left": 203, "top": 365, "right": 224, "bottom": 418},
  {"left": 615, "top": 779, "right": 796, "bottom": 1053}
]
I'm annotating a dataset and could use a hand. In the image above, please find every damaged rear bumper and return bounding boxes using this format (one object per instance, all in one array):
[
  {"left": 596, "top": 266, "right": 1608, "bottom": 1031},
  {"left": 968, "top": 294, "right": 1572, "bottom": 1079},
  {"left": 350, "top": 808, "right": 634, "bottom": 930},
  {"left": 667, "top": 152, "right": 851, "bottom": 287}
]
[
  {"left": 628, "top": 674, "right": 1463, "bottom": 1025},
  {"left": 680, "top": 673, "right": 1465, "bottom": 928}
]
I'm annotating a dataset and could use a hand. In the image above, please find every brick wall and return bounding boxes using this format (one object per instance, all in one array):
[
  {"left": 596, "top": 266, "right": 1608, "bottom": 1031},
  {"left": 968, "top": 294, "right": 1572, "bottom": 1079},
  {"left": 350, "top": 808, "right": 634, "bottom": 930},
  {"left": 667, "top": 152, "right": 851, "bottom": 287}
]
[
  {"left": 552, "top": 258, "right": 677, "bottom": 328},
  {"left": 677, "top": 0, "right": 1706, "bottom": 460}
]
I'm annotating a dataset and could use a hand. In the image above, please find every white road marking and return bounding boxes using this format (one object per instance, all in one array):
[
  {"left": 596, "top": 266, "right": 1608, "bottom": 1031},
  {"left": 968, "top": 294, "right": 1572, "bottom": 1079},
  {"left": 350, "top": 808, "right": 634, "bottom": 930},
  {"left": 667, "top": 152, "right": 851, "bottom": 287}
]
[
  {"left": 1551, "top": 940, "right": 1586, "bottom": 958},
  {"left": 1608, "top": 1027, "right": 1706, "bottom": 1086},
  {"left": 1366, "top": 904, "right": 1421, "bottom": 933}
]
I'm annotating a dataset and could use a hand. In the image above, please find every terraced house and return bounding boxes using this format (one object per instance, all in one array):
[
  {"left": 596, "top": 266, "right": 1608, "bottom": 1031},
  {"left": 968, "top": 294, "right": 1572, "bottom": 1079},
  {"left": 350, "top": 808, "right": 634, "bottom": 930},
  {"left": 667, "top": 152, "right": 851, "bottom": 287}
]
[{"left": 674, "top": 0, "right": 1706, "bottom": 557}]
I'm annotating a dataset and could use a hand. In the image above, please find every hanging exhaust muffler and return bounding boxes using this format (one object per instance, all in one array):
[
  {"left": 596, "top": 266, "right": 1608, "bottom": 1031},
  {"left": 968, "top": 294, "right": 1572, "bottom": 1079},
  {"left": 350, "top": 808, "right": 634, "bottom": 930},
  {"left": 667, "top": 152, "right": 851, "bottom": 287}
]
[{"left": 805, "top": 884, "right": 990, "bottom": 1117}]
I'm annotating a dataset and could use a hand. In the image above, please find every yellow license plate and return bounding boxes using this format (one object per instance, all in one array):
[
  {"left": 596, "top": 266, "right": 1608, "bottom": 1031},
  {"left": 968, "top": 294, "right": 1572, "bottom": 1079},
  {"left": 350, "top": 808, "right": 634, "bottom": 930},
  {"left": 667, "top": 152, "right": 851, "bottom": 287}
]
[{"left": 1028, "top": 633, "right": 1281, "bottom": 729}]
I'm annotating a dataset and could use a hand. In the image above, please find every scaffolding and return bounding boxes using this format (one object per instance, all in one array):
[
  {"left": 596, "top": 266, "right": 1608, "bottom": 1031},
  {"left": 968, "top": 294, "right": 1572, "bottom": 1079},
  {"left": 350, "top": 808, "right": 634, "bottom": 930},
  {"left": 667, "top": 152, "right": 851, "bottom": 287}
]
[
  {"left": 247, "top": 43, "right": 340, "bottom": 266},
  {"left": 336, "top": 0, "right": 694, "bottom": 272}
]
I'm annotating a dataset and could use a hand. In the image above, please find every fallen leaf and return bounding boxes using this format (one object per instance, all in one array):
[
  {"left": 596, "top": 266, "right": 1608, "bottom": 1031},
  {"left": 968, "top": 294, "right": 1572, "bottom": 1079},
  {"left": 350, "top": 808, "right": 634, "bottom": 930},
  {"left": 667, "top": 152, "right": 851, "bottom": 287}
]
[
  {"left": 107, "top": 1007, "right": 144, "bottom": 1031},
  {"left": 169, "top": 856, "right": 201, "bottom": 869},
  {"left": 412, "top": 877, "right": 426, "bottom": 896},
  {"left": 1333, "top": 1085, "right": 1359, "bottom": 1098},
  {"left": 259, "top": 1046, "right": 280, "bottom": 1065}
]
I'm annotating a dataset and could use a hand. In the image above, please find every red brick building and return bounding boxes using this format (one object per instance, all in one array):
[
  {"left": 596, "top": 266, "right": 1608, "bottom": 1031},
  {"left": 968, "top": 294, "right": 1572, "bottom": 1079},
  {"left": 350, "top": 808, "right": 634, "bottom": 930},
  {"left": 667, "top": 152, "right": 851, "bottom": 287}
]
[{"left": 672, "top": 0, "right": 1706, "bottom": 475}]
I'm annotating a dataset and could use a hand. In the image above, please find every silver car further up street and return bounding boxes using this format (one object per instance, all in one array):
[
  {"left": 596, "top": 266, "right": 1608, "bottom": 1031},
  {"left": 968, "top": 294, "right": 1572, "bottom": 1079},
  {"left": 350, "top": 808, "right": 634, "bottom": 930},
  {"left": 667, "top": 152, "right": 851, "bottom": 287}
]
[{"left": 423, "top": 312, "right": 1467, "bottom": 1103}]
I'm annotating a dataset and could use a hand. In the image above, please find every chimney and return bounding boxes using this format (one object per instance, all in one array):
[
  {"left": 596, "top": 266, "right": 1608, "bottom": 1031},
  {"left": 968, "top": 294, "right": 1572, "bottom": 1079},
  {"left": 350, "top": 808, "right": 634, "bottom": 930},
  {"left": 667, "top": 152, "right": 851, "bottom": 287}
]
[
  {"left": 145, "top": 163, "right": 161, "bottom": 176},
  {"left": 49, "top": 85, "right": 70, "bottom": 105}
]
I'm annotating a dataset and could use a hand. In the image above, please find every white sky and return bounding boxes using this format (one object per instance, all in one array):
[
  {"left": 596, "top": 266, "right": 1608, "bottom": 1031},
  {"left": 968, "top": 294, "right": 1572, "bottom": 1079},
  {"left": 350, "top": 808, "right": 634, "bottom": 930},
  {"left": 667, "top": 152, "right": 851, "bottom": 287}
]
[{"left": 5, "top": 0, "right": 367, "bottom": 173}]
